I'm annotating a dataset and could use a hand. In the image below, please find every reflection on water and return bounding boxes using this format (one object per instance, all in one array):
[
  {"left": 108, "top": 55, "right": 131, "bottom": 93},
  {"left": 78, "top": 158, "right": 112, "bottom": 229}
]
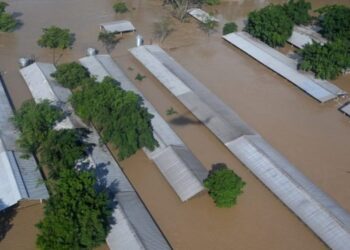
[{"left": 0, "top": 0, "right": 349, "bottom": 249}]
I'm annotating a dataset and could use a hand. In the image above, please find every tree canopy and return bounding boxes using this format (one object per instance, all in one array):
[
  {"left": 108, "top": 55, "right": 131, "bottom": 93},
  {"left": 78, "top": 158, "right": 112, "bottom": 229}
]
[
  {"left": 40, "top": 129, "right": 89, "bottom": 179},
  {"left": 223, "top": 22, "right": 237, "bottom": 35},
  {"left": 299, "top": 39, "right": 350, "bottom": 79},
  {"left": 36, "top": 169, "right": 111, "bottom": 250},
  {"left": 98, "top": 31, "right": 119, "bottom": 53},
  {"left": 316, "top": 5, "right": 350, "bottom": 41},
  {"left": 12, "top": 100, "right": 63, "bottom": 156},
  {"left": 204, "top": 164, "right": 245, "bottom": 208},
  {"left": 37, "top": 26, "right": 74, "bottom": 63},
  {"left": 283, "top": 0, "right": 311, "bottom": 25},
  {"left": 51, "top": 62, "right": 90, "bottom": 89},
  {"left": 113, "top": 2, "right": 128, "bottom": 13},
  {"left": 0, "top": 2, "right": 17, "bottom": 32},
  {"left": 70, "top": 76, "right": 158, "bottom": 160},
  {"left": 245, "top": 5, "right": 293, "bottom": 47}
]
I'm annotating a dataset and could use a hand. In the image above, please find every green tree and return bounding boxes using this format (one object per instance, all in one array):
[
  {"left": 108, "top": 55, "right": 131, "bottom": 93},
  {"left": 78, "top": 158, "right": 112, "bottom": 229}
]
[
  {"left": 37, "top": 26, "right": 74, "bottom": 64},
  {"left": 98, "top": 31, "right": 119, "bottom": 53},
  {"left": 204, "top": 0, "right": 220, "bottom": 6},
  {"left": 113, "top": 2, "right": 128, "bottom": 13},
  {"left": 223, "top": 22, "right": 237, "bottom": 35},
  {"left": 316, "top": 5, "right": 350, "bottom": 41},
  {"left": 51, "top": 62, "right": 90, "bottom": 89},
  {"left": 40, "top": 129, "right": 89, "bottom": 179},
  {"left": 299, "top": 39, "right": 350, "bottom": 79},
  {"left": 12, "top": 100, "right": 63, "bottom": 156},
  {"left": 204, "top": 163, "right": 245, "bottom": 208},
  {"left": 0, "top": 2, "right": 8, "bottom": 14},
  {"left": 0, "top": 2, "right": 17, "bottom": 32},
  {"left": 71, "top": 76, "right": 158, "bottom": 160},
  {"left": 245, "top": 4, "right": 293, "bottom": 47},
  {"left": 283, "top": 0, "right": 311, "bottom": 25},
  {"left": 36, "top": 169, "right": 111, "bottom": 250}
]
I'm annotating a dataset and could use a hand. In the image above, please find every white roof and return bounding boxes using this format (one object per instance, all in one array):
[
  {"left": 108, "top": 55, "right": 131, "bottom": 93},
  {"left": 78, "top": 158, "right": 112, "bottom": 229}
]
[
  {"left": 100, "top": 20, "right": 135, "bottom": 33},
  {"left": 187, "top": 8, "right": 219, "bottom": 23},
  {"left": 130, "top": 44, "right": 350, "bottom": 250},
  {"left": 79, "top": 54, "right": 208, "bottom": 201},
  {"left": 0, "top": 77, "right": 48, "bottom": 211},
  {"left": 340, "top": 102, "right": 350, "bottom": 116},
  {"left": 0, "top": 141, "right": 25, "bottom": 210},
  {"left": 288, "top": 25, "right": 327, "bottom": 49},
  {"left": 223, "top": 32, "right": 343, "bottom": 102}
]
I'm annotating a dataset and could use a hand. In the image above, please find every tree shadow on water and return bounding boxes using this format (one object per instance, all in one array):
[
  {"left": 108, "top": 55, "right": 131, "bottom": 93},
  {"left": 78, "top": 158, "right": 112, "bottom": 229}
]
[
  {"left": 0, "top": 199, "right": 17, "bottom": 241},
  {"left": 169, "top": 113, "right": 212, "bottom": 126}
]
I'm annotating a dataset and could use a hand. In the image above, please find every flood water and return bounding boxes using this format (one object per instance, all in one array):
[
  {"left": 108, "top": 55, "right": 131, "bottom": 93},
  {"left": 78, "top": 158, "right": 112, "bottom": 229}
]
[{"left": 1, "top": 0, "right": 349, "bottom": 249}]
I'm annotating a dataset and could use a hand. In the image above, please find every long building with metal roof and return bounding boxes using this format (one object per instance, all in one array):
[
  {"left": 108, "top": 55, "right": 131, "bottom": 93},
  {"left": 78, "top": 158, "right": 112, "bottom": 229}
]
[
  {"left": 19, "top": 62, "right": 170, "bottom": 250},
  {"left": 223, "top": 32, "right": 346, "bottom": 103},
  {"left": 79, "top": 54, "right": 208, "bottom": 202},
  {"left": 129, "top": 45, "right": 350, "bottom": 250},
  {"left": 0, "top": 76, "right": 48, "bottom": 211}
]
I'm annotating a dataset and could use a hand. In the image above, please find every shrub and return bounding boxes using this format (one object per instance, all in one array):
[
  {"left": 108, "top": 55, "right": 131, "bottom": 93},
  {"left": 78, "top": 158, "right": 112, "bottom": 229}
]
[
  {"left": 204, "top": 0, "right": 220, "bottom": 6},
  {"left": 70, "top": 76, "right": 158, "bottom": 160},
  {"left": 98, "top": 31, "right": 119, "bottom": 53},
  {"left": 36, "top": 169, "right": 111, "bottom": 250},
  {"left": 0, "top": 2, "right": 17, "bottom": 32},
  {"left": 113, "top": 2, "right": 128, "bottom": 13},
  {"left": 12, "top": 100, "right": 63, "bottom": 156},
  {"left": 200, "top": 16, "right": 218, "bottom": 36},
  {"left": 51, "top": 62, "right": 90, "bottom": 89},
  {"left": 223, "top": 22, "right": 237, "bottom": 35},
  {"left": 204, "top": 164, "right": 245, "bottom": 208},
  {"left": 316, "top": 5, "right": 350, "bottom": 41},
  {"left": 283, "top": 0, "right": 311, "bottom": 25},
  {"left": 245, "top": 4, "right": 293, "bottom": 47},
  {"left": 299, "top": 39, "right": 350, "bottom": 79}
]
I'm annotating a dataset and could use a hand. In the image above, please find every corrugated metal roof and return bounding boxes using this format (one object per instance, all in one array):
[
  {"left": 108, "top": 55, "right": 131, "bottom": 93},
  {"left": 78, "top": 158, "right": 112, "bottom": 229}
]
[
  {"left": 340, "top": 102, "right": 350, "bottom": 116},
  {"left": 222, "top": 32, "right": 346, "bottom": 102},
  {"left": 0, "top": 76, "right": 48, "bottom": 211},
  {"left": 20, "top": 62, "right": 170, "bottom": 250},
  {"left": 100, "top": 20, "right": 136, "bottom": 33},
  {"left": 288, "top": 25, "right": 327, "bottom": 49},
  {"left": 187, "top": 8, "right": 219, "bottom": 23},
  {"left": 79, "top": 55, "right": 208, "bottom": 201},
  {"left": 129, "top": 45, "right": 350, "bottom": 250}
]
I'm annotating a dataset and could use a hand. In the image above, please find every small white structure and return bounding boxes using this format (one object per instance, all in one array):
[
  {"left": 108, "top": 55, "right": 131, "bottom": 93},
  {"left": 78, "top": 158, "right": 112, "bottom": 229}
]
[
  {"left": 187, "top": 8, "right": 219, "bottom": 23},
  {"left": 340, "top": 102, "right": 350, "bottom": 117},
  {"left": 100, "top": 20, "right": 136, "bottom": 34},
  {"left": 288, "top": 25, "right": 327, "bottom": 49}
]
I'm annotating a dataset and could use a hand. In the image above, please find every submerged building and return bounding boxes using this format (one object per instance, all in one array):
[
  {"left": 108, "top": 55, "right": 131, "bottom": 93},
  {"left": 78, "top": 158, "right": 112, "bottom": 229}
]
[{"left": 0, "top": 76, "right": 49, "bottom": 211}]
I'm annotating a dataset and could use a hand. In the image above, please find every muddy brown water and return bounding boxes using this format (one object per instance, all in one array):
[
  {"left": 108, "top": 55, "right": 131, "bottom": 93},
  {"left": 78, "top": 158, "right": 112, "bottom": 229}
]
[{"left": 1, "top": 0, "right": 349, "bottom": 249}]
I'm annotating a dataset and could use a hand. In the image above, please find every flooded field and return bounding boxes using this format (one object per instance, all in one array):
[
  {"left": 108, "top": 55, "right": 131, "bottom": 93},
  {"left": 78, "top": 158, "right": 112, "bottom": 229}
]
[{"left": 0, "top": 0, "right": 349, "bottom": 249}]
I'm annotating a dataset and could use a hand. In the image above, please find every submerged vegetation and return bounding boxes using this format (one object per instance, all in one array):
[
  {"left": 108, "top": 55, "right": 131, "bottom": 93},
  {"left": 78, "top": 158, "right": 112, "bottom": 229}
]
[
  {"left": 71, "top": 76, "right": 158, "bottom": 160},
  {"left": 223, "top": 22, "right": 237, "bottom": 35},
  {"left": 51, "top": 62, "right": 90, "bottom": 89},
  {"left": 0, "top": 2, "right": 17, "bottom": 32},
  {"left": 113, "top": 2, "right": 128, "bottom": 13},
  {"left": 299, "top": 39, "right": 350, "bottom": 80},
  {"left": 37, "top": 26, "right": 74, "bottom": 64},
  {"left": 36, "top": 169, "right": 111, "bottom": 250},
  {"left": 204, "top": 164, "right": 245, "bottom": 208},
  {"left": 245, "top": 5, "right": 293, "bottom": 47},
  {"left": 98, "top": 31, "right": 119, "bottom": 53},
  {"left": 316, "top": 5, "right": 350, "bottom": 42},
  {"left": 283, "top": 0, "right": 311, "bottom": 25},
  {"left": 12, "top": 100, "right": 63, "bottom": 156}
]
